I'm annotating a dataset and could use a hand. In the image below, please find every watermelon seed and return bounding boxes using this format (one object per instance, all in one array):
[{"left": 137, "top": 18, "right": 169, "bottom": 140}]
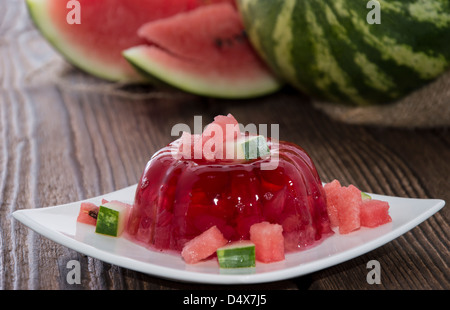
[
  {"left": 215, "top": 33, "right": 247, "bottom": 50},
  {"left": 214, "top": 38, "right": 223, "bottom": 49},
  {"left": 224, "top": 38, "right": 233, "bottom": 47},
  {"left": 233, "top": 31, "right": 247, "bottom": 43},
  {"left": 88, "top": 210, "right": 98, "bottom": 219}
]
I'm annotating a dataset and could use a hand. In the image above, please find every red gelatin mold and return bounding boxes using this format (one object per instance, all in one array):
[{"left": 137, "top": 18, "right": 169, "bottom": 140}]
[{"left": 126, "top": 115, "right": 333, "bottom": 253}]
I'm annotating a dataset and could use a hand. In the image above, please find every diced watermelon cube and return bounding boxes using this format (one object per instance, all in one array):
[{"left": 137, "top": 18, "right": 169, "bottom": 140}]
[
  {"left": 178, "top": 114, "right": 242, "bottom": 161},
  {"left": 337, "top": 185, "right": 362, "bottom": 234},
  {"left": 323, "top": 180, "right": 341, "bottom": 227},
  {"left": 205, "top": 113, "right": 240, "bottom": 143},
  {"left": 325, "top": 179, "right": 393, "bottom": 233},
  {"left": 216, "top": 240, "right": 256, "bottom": 269},
  {"left": 324, "top": 180, "right": 362, "bottom": 234},
  {"left": 237, "top": 135, "right": 270, "bottom": 160},
  {"left": 77, "top": 202, "right": 99, "bottom": 226},
  {"left": 202, "top": 114, "right": 241, "bottom": 160},
  {"left": 360, "top": 199, "right": 392, "bottom": 227},
  {"left": 181, "top": 225, "right": 228, "bottom": 264},
  {"left": 95, "top": 201, "right": 132, "bottom": 237},
  {"left": 249, "top": 221, "right": 284, "bottom": 263}
]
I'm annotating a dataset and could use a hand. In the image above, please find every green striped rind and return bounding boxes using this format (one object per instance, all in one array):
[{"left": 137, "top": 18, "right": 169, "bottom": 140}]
[
  {"left": 123, "top": 46, "right": 282, "bottom": 99},
  {"left": 239, "top": 135, "right": 270, "bottom": 160},
  {"left": 217, "top": 241, "right": 256, "bottom": 268},
  {"left": 95, "top": 206, "right": 120, "bottom": 237},
  {"left": 361, "top": 192, "right": 372, "bottom": 200},
  {"left": 238, "top": 0, "right": 450, "bottom": 105}
]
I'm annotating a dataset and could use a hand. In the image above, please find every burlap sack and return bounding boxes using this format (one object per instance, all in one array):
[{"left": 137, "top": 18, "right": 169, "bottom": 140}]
[{"left": 313, "top": 70, "right": 450, "bottom": 128}]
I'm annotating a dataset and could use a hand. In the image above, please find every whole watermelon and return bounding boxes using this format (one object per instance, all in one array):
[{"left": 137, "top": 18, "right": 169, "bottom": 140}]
[{"left": 238, "top": 0, "right": 450, "bottom": 105}]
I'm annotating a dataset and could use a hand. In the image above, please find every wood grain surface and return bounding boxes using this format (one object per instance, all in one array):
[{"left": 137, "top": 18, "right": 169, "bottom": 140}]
[{"left": 0, "top": 1, "right": 448, "bottom": 290}]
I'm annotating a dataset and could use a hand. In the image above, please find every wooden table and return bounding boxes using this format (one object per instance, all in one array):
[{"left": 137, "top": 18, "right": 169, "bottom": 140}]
[{"left": 1, "top": 1, "right": 448, "bottom": 291}]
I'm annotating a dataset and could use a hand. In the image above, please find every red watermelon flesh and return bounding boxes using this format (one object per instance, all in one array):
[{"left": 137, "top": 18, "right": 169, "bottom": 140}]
[
  {"left": 77, "top": 202, "right": 99, "bottom": 226},
  {"left": 178, "top": 113, "right": 241, "bottom": 160},
  {"left": 337, "top": 185, "right": 362, "bottom": 234},
  {"left": 250, "top": 221, "right": 285, "bottom": 263},
  {"left": 181, "top": 225, "right": 228, "bottom": 264},
  {"left": 324, "top": 181, "right": 362, "bottom": 234},
  {"left": 324, "top": 179, "right": 392, "bottom": 234},
  {"left": 123, "top": 3, "right": 281, "bottom": 98},
  {"left": 26, "top": 0, "right": 232, "bottom": 82},
  {"left": 137, "top": 4, "right": 246, "bottom": 64},
  {"left": 203, "top": 113, "right": 240, "bottom": 143},
  {"left": 323, "top": 180, "right": 341, "bottom": 227},
  {"left": 360, "top": 199, "right": 392, "bottom": 228}
]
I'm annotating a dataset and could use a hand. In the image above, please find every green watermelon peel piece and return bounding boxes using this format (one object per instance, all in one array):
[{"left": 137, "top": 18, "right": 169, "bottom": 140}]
[
  {"left": 217, "top": 241, "right": 256, "bottom": 269},
  {"left": 95, "top": 206, "right": 120, "bottom": 237},
  {"left": 239, "top": 135, "right": 270, "bottom": 160}
]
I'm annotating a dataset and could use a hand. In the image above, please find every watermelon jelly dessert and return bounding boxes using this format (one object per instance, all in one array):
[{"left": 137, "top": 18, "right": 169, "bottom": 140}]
[
  {"left": 125, "top": 114, "right": 334, "bottom": 262},
  {"left": 76, "top": 114, "right": 392, "bottom": 266}
]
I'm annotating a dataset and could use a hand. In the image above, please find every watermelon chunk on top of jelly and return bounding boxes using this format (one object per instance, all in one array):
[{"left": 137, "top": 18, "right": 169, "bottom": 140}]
[{"left": 178, "top": 113, "right": 242, "bottom": 161}]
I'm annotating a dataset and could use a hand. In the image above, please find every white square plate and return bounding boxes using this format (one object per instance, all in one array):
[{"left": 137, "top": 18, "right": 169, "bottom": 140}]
[{"left": 12, "top": 184, "right": 445, "bottom": 284}]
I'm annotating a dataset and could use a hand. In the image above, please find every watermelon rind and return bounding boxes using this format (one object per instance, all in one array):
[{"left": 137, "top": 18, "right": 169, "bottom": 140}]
[
  {"left": 361, "top": 192, "right": 372, "bottom": 200},
  {"left": 238, "top": 0, "right": 450, "bottom": 106},
  {"left": 123, "top": 46, "right": 282, "bottom": 99},
  {"left": 217, "top": 240, "right": 256, "bottom": 269},
  {"left": 26, "top": 0, "right": 146, "bottom": 82},
  {"left": 239, "top": 135, "right": 270, "bottom": 160},
  {"left": 95, "top": 202, "right": 130, "bottom": 237},
  {"left": 95, "top": 206, "right": 120, "bottom": 237}
]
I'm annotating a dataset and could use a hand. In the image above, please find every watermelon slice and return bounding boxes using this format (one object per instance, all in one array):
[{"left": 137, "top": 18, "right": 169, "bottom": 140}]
[
  {"left": 26, "top": 0, "right": 230, "bottom": 82},
  {"left": 123, "top": 3, "right": 282, "bottom": 98}
]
